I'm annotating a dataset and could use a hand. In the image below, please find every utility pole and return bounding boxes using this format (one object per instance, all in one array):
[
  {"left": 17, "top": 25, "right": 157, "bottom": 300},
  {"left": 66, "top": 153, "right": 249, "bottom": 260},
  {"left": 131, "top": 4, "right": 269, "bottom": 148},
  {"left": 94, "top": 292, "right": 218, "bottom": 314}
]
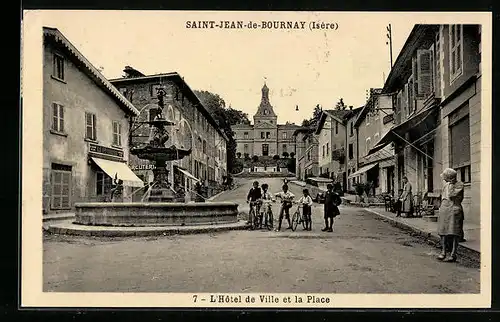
[{"left": 386, "top": 24, "right": 393, "bottom": 68}]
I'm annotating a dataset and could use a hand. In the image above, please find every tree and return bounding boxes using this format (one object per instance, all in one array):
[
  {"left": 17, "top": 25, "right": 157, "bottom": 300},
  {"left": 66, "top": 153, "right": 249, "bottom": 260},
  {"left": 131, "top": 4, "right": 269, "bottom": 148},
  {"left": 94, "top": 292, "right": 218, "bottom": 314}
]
[
  {"left": 301, "top": 104, "right": 323, "bottom": 129},
  {"left": 335, "top": 98, "right": 347, "bottom": 110},
  {"left": 236, "top": 152, "right": 241, "bottom": 158},
  {"left": 252, "top": 155, "right": 259, "bottom": 162},
  {"left": 282, "top": 151, "right": 289, "bottom": 158},
  {"left": 289, "top": 152, "right": 295, "bottom": 158},
  {"left": 244, "top": 153, "right": 250, "bottom": 160},
  {"left": 194, "top": 90, "right": 250, "bottom": 174},
  {"left": 273, "top": 154, "right": 280, "bottom": 160}
]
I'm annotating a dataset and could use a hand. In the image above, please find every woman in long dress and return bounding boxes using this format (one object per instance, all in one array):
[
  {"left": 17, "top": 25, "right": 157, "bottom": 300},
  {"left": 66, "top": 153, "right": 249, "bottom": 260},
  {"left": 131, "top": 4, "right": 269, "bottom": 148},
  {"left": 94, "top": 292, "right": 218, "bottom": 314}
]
[
  {"left": 397, "top": 176, "right": 413, "bottom": 217},
  {"left": 437, "top": 168, "right": 465, "bottom": 262}
]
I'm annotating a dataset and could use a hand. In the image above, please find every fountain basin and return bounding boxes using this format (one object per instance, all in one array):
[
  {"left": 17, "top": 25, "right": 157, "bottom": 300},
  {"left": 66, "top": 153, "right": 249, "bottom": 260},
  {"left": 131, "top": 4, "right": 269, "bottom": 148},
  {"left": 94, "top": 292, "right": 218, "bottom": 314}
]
[{"left": 74, "top": 202, "right": 239, "bottom": 227}]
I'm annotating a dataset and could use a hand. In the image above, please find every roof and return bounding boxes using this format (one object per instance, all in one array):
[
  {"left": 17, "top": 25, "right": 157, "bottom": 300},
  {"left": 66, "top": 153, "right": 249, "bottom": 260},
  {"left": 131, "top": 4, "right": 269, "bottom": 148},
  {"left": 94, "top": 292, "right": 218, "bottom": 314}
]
[
  {"left": 292, "top": 127, "right": 313, "bottom": 136},
  {"left": 43, "top": 27, "right": 139, "bottom": 116},
  {"left": 314, "top": 107, "right": 363, "bottom": 134},
  {"left": 353, "top": 89, "right": 385, "bottom": 127},
  {"left": 109, "top": 71, "right": 229, "bottom": 142},
  {"left": 382, "top": 24, "right": 439, "bottom": 94}
]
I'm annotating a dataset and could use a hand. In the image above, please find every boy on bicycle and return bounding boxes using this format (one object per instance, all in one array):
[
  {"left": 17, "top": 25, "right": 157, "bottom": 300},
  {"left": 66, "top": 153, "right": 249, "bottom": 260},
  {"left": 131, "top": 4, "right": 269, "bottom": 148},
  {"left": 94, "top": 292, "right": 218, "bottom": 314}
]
[
  {"left": 274, "top": 184, "right": 295, "bottom": 231},
  {"left": 260, "top": 183, "right": 275, "bottom": 228},
  {"left": 298, "top": 188, "right": 313, "bottom": 231},
  {"left": 246, "top": 181, "right": 262, "bottom": 225}
]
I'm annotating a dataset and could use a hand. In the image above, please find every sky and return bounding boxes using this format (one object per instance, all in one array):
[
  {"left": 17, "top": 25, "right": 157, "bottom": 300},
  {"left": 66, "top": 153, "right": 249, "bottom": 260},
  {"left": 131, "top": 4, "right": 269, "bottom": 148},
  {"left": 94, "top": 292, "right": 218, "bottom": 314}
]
[{"left": 32, "top": 11, "right": 418, "bottom": 125}]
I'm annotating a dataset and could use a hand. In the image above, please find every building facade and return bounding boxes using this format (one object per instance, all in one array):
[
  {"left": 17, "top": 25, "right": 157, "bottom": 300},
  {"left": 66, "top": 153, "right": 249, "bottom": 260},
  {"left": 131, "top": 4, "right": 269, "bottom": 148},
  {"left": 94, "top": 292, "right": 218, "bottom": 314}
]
[
  {"left": 109, "top": 67, "right": 229, "bottom": 199},
  {"left": 42, "top": 27, "right": 142, "bottom": 214},
  {"left": 352, "top": 89, "right": 396, "bottom": 196},
  {"left": 315, "top": 108, "right": 361, "bottom": 191},
  {"left": 233, "top": 83, "right": 301, "bottom": 159},
  {"left": 371, "top": 24, "right": 481, "bottom": 225}
]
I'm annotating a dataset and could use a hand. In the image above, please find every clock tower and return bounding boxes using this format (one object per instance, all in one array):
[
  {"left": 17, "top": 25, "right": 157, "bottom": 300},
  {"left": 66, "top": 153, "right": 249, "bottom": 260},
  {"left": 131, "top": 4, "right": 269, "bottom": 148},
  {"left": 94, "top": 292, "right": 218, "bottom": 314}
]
[{"left": 253, "top": 83, "right": 278, "bottom": 156}]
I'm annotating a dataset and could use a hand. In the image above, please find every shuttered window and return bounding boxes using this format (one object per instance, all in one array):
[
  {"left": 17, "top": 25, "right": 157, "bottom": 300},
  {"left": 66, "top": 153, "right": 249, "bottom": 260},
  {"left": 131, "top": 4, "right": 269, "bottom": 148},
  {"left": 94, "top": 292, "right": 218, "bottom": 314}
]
[
  {"left": 51, "top": 164, "right": 72, "bottom": 210},
  {"left": 449, "top": 104, "right": 471, "bottom": 182},
  {"left": 416, "top": 49, "right": 433, "bottom": 98},
  {"left": 85, "top": 112, "right": 96, "bottom": 140}
]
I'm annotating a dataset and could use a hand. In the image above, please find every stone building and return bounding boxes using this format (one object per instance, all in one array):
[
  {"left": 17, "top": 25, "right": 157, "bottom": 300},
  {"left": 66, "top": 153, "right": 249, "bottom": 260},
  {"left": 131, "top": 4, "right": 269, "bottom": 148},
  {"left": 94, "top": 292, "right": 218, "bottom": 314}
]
[
  {"left": 109, "top": 67, "right": 229, "bottom": 199},
  {"left": 352, "top": 88, "right": 396, "bottom": 195},
  {"left": 293, "top": 128, "right": 319, "bottom": 180},
  {"left": 315, "top": 108, "right": 361, "bottom": 191},
  {"left": 232, "top": 83, "right": 302, "bottom": 161},
  {"left": 42, "top": 27, "right": 143, "bottom": 214},
  {"left": 370, "top": 24, "right": 481, "bottom": 225}
]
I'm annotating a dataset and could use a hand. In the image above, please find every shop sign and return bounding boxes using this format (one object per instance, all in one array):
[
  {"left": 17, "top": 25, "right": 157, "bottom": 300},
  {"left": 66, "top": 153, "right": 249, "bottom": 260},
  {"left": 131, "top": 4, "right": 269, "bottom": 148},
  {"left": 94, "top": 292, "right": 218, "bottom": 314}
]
[
  {"left": 89, "top": 143, "right": 123, "bottom": 158},
  {"left": 130, "top": 164, "right": 156, "bottom": 171}
]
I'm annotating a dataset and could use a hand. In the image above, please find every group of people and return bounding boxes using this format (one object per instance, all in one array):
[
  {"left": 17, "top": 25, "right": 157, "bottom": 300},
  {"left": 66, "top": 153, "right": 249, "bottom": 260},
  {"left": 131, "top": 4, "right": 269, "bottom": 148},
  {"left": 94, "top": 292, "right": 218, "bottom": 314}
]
[{"left": 246, "top": 180, "right": 342, "bottom": 232}]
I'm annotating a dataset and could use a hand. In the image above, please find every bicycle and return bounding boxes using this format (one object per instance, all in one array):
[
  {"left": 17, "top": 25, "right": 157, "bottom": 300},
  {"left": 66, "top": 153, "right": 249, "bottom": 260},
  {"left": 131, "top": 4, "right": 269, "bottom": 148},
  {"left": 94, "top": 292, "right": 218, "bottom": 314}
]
[
  {"left": 261, "top": 202, "right": 274, "bottom": 230},
  {"left": 291, "top": 203, "right": 307, "bottom": 231},
  {"left": 248, "top": 200, "right": 262, "bottom": 230}
]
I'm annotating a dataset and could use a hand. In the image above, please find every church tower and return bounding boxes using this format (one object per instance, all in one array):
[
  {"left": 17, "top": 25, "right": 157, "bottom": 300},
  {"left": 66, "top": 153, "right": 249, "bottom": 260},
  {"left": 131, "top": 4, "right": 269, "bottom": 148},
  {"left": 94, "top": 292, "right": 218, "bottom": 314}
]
[
  {"left": 253, "top": 82, "right": 278, "bottom": 157},
  {"left": 253, "top": 83, "right": 278, "bottom": 125}
]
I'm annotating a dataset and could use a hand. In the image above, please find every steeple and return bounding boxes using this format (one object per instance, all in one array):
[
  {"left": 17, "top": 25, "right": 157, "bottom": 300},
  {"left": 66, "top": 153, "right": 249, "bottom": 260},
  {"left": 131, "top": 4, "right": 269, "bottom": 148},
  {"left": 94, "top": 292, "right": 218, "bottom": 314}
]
[{"left": 254, "top": 82, "right": 277, "bottom": 118}]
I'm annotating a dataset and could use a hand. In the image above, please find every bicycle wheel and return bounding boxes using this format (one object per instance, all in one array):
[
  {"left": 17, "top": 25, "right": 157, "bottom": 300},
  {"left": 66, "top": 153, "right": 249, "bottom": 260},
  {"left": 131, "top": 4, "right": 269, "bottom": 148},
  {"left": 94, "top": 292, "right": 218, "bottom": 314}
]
[
  {"left": 249, "top": 208, "right": 255, "bottom": 230},
  {"left": 291, "top": 210, "right": 299, "bottom": 231}
]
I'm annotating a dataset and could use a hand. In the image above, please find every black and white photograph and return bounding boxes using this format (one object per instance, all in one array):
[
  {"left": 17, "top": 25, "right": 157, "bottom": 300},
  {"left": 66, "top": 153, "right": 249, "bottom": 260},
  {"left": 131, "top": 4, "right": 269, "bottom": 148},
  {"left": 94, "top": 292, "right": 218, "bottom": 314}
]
[{"left": 21, "top": 10, "right": 491, "bottom": 308}]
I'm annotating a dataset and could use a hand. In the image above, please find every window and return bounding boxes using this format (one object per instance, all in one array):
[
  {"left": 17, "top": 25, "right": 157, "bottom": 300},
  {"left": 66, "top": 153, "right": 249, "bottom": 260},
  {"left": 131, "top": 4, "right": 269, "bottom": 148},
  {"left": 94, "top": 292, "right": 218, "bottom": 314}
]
[
  {"left": 414, "top": 49, "right": 433, "bottom": 99},
  {"left": 96, "top": 171, "right": 112, "bottom": 196},
  {"left": 112, "top": 121, "right": 122, "bottom": 146},
  {"left": 264, "top": 109, "right": 269, "bottom": 115},
  {"left": 366, "top": 137, "right": 371, "bottom": 156},
  {"left": 350, "top": 122, "right": 354, "bottom": 136},
  {"left": 244, "top": 132, "right": 249, "bottom": 139},
  {"left": 335, "top": 121, "right": 339, "bottom": 134},
  {"left": 326, "top": 143, "right": 329, "bottom": 156},
  {"left": 450, "top": 103, "right": 471, "bottom": 183},
  {"left": 52, "top": 54, "right": 65, "bottom": 80},
  {"left": 203, "top": 140, "right": 207, "bottom": 154},
  {"left": 407, "top": 77, "right": 415, "bottom": 114},
  {"left": 85, "top": 112, "right": 97, "bottom": 140},
  {"left": 449, "top": 24, "right": 463, "bottom": 81},
  {"left": 51, "top": 163, "right": 71, "bottom": 210},
  {"left": 283, "top": 132, "right": 287, "bottom": 139},
  {"left": 118, "top": 88, "right": 127, "bottom": 95},
  {"left": 283, "top": 144, "right": 287, "bottom": 153},
  {"left": 349, "top": 144, "right": 353, "bottom": 159},
  {"left": 262, "top": 144, "right": 269, "bottom": 156},
  {"left": 51, "top": 103, "right": 64, "bottom": 133},
  {"left": 322, "top": 145, "right": 325, "bottom": 158},
  {"left": 261, "top": 132, "right": 265, "bottom": 139},
  {"left": 244, "top": 144, "right": 249, "bottom": 154},
  {"left": 266, "top": 132, "right": 270, "bottom": 139}
]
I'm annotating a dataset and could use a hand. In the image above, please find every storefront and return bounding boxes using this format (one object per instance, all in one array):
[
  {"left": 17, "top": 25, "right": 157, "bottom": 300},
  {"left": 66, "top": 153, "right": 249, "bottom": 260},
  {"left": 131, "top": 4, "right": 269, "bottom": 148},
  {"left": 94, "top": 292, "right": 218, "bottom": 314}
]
[{"left": 88, "top": 143, "right": 144, "bottom": 202}]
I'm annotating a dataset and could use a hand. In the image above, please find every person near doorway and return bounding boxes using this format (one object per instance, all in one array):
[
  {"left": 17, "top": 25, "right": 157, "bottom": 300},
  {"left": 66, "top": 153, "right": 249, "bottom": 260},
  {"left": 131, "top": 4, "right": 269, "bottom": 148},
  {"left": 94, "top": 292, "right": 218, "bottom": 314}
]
[
  {"left": 322, "top": 184, "right": 341, "bottom": 232},
  {"left": 437, "top": 168, "right": 465, "bottom": 262},
  {"left": 397, "top": 176, "right": 413, "bottom": 217}
]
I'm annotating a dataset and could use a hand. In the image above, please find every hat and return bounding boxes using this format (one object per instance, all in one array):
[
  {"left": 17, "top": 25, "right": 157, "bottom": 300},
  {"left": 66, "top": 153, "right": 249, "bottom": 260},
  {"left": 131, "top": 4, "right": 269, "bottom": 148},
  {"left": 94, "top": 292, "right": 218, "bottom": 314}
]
[{"left": 440, "top": 168, "right": 457, "bottom": 182}]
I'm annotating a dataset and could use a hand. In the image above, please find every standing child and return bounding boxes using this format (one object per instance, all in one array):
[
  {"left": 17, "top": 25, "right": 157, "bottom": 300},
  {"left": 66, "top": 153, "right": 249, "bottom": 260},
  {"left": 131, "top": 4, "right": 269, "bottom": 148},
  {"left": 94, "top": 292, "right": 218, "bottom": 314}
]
[
  {"left": 274, "top": 184, "right": 295, "bottom": 231},
  {"left": 246, "top": 181, "right": 262, "bottom": 225},
  {"left": 323, "top": 183, "right": 342, "bottom": 232},
  {"left": 260, "top": 183, "right": 275, "bottom": 228},
  {"left": 298, "top": 189, "right": 313, "bottom": 231}
]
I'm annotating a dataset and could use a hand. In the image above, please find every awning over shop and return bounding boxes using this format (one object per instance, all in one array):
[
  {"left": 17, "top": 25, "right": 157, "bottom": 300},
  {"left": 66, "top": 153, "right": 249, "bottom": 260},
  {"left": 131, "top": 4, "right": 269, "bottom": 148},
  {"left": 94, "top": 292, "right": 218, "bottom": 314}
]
[
  {"left": 91, "top": 157, "right": 144, "bottom": 187},
  {"left": 176, "top": 167, "right": 200, "bottom": 183},
  {"left": 367, "top": 106, "right": 438, "bottom": 156},
  {"left": 348, "top": 163, "right": 378, "bottom": 178}
]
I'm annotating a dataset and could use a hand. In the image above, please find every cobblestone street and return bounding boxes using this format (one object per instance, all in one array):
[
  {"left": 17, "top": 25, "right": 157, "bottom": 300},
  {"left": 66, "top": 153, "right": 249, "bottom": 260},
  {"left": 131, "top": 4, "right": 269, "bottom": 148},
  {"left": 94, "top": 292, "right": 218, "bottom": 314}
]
[{"left": 43, "top": 177, "right": 480, "bottom": 293}]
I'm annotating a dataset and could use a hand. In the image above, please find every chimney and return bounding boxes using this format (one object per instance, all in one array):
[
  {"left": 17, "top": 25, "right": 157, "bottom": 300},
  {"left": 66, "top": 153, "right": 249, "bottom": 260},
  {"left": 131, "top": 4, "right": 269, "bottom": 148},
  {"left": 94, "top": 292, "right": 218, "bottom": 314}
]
[{"left": 349, "top": 105, "right": 353, "bottom": 110}]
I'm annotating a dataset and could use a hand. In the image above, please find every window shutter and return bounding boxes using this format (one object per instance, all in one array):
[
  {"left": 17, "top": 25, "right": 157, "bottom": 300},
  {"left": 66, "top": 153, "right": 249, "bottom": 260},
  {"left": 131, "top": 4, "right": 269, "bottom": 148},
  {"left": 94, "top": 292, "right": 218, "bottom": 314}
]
[
  {"left": 403, "top": 84, "right": 409, "bottom": 117},
  {"left": 417, "top": 49, "right": 433, "bottom": 98}
]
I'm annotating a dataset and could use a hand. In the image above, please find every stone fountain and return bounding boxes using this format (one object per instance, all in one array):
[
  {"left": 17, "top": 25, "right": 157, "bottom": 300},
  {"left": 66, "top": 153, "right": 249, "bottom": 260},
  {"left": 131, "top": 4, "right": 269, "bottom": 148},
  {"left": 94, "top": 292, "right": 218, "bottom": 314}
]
[{"left": 67, "top": 87, "right": 241, "bottom": 231}]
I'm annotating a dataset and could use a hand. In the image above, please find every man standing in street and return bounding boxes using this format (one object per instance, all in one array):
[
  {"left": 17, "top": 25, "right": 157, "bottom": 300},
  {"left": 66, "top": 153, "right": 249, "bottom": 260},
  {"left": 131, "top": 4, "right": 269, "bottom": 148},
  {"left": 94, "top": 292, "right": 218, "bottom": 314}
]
[{"left": 323, "top": 183, "right": 341, "bottom": 232}]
